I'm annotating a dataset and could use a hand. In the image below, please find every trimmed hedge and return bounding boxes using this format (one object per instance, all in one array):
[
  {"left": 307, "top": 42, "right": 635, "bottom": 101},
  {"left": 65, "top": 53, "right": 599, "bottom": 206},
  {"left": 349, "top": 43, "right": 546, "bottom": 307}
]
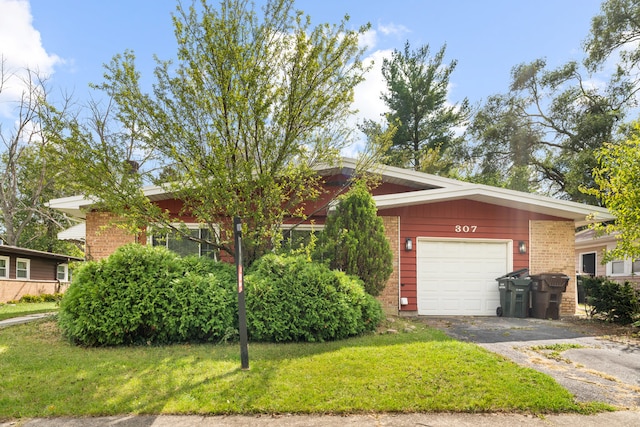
[
  {"left": 245, "top": 253, "right": 384, "bottom": 342},
  {"left": 59, "top": 246, "right": 384, "bottom": 346},
  {"left": 58, "top": 244, "right": 237, "bottom": 346}
]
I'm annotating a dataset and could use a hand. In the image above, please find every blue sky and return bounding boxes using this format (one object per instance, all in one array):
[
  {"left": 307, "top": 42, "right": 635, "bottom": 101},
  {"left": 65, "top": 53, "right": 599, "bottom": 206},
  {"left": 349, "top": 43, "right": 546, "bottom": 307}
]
[{"left": 1, "top": 0, "right": 605, "bottom": 149}]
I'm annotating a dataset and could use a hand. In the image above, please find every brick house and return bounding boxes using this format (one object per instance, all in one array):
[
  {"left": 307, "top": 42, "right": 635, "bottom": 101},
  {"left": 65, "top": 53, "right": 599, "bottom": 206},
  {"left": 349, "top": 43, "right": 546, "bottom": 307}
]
[
  {"left": 0, "top": 245, "right": 83, "bottom": 303},
  {"left": 49, "top": 158, "right": 613, "bottom": 317}
]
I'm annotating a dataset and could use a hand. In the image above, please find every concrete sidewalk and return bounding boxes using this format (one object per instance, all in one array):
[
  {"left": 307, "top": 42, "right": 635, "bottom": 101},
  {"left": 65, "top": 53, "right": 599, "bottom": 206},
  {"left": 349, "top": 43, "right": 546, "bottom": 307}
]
[
  {"left": 0, "top": 312, "right": 54, "bottom": 328},
  {"left": 4, "top": 411, "right": 640, "bottom": 427}
]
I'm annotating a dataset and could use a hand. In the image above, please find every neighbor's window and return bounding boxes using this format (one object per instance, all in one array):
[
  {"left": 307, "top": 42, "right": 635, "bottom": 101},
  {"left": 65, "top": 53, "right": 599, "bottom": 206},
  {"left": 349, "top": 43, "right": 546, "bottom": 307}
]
[
  {"left": 150, "top": 225, "right": 218, "bottom": 259},
  {"left": 633, "top": 259, "right": 640, "bottom": 275},
  {"left": 611, "top": 259, "right": 625, "bottom": 275},
  {"left": 16, "top": 258, "right": 30, "bottom": 279},
  {"left": 57, "top": 264, "right": 69, "bottom": 282},
  {"left": 0, "top": 256, "right": 9, "bottom": 278}
]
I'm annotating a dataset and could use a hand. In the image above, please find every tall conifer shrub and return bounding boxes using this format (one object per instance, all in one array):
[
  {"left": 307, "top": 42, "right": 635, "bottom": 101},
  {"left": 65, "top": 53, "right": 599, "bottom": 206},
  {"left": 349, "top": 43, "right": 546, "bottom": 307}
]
[{"left": 316, "top": 181, "right": 393, "bottom": 296}]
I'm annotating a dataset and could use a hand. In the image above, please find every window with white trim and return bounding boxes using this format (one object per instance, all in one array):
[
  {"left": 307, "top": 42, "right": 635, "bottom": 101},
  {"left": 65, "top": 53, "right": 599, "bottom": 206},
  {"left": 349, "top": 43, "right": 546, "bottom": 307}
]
[
  {"left": 280, "top": 224, "right": 323, "bottom": 249},
  {"left": 149, "top": 225, "right": 219, "bottom": 259},
  {"left": 0, "top": 256, "right": 9, "bottom": 278},
  {"left": 57, "top": 264, "right": 69, "bottom": 282},
  {"left": 16, "top": 258, "right": 30, "bottom": 280},
  {"left": 610, "top": 259, "right": 625, "bottom": 275}
]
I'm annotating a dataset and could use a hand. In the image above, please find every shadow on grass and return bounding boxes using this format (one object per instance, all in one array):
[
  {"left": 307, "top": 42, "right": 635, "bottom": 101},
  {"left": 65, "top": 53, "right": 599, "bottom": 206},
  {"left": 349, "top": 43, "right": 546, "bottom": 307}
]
[{"left": 0, "top": 318, "right": 585, "bottom": 417}]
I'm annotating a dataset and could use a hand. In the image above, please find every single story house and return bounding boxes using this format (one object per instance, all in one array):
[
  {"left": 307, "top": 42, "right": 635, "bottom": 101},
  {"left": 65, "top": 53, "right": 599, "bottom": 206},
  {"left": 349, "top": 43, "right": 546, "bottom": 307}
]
[
  {"left": 48, "top": 158, "right": 613, "bottom": 317},
  {"left": 575, "top": 228, "right": 640, "bottom": 286},
  {"left": 0, "top": 245, "right": 84, "bottom": 303}
]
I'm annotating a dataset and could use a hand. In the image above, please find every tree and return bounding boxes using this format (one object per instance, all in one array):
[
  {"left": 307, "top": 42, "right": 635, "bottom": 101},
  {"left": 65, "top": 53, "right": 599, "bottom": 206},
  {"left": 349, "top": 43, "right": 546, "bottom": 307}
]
[
  {"left": 315, "top": 180, "right": 393, "bottom": 296},
  {"left": 584, "top": 0, "right": 640, "bottom": 80},
  {"left": 380, "top": 41, "right": 470, "bottom": 174},
  {"left": 468, "top": 59, "right": 626, "bottom": 201},
  {"left": 584, "top": 122, "right": 640, "bottom": 262},
  {"left": 0, "top": 59, "right": 80, "bottom": 253},
  {"left": 61, "top": 0, "right": 370, "bottom": 264}
]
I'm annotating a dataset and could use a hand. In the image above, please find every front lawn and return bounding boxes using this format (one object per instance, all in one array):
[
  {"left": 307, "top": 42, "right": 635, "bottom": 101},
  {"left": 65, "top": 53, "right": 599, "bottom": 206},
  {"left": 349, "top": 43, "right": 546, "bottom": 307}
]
[
  {"left": 0, "top": 302, "right": 59, "bottom": 321},
  {"left": 0, "top": 318, "right": 608, "bottom": 420}
]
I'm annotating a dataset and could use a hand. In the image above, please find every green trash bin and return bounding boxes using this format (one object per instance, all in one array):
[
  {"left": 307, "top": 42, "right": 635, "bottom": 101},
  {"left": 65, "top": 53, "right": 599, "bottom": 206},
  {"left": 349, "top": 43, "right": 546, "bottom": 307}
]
[
  {"left": 496, "top": 269, "right": 532, "bottom": 318},
  {"left": 530, "top": 273, "right": 570, "bottom": 320}
]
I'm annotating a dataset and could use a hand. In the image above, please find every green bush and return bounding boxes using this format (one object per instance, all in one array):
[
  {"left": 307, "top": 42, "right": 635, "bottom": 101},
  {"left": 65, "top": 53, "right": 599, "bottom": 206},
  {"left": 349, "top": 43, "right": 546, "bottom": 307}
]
[
  {"left": 58, "top": 244, "right": 237, "bottom": 346},
  {"left": 582, "top": 276, "right": 640, "bottom": 325},
  {"left": 245, "top": 253, "right": 383, "bottom": 342}
]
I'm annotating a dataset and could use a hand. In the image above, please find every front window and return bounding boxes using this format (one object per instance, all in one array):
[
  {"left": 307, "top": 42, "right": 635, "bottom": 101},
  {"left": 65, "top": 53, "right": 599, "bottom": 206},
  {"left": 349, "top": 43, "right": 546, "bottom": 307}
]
[
  {"left": 150, "top": 225, "right": 218, "bottom": 259},
  {"left": 0, "top": 256, "right": 9, "bottom": 278},
  {"left": 57, "top": 264, "right": 69, "bottom": 282},
  {"left": 633, "top": 259, "right": 640, "bottom": 275},
  {"left": 611, "top": 260, "right": 625, "bottom": 275},
  {"left": 280, "top": 224, "right": 322, "bottom": 249},
  {"left": 16, "top": 258, "right": 30, "bottom": 279}
]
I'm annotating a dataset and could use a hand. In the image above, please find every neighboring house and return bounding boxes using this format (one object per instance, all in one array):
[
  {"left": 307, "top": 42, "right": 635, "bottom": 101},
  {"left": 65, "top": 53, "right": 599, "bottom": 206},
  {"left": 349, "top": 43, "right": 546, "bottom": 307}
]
[
  {"left": 48, "top": 158, "right": 613, "bottom": 317},
  {"left": 0, "top": 245, "right": 84, "bottom": 303},
  {"left": 575, "top": 228, "right": 640, "bottom": 287}
]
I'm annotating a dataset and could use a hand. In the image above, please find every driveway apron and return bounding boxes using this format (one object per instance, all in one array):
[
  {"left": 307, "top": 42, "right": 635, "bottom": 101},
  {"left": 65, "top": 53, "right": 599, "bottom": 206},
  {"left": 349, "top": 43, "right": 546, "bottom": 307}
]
[{"left": 422, "top": 316, "right": 640, "bottom": 409}]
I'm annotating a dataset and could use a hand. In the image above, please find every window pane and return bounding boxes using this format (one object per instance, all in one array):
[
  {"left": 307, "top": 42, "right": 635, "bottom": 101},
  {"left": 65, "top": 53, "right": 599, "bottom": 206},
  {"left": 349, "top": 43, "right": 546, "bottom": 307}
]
[
  {"left": 168, "top": 229, "right": 200, "bottom": 257},
  {"left": 200, "top": 228, "right": 218, "bottom": 260},
  {"left": 611, "top": 260, "right": 625, "bottom": 274},
  {"left": 57, "top": 265, "right": 67, "bottom": 281},
  {"left": 633, "top": 260, "right": 640, "bottom": 274},
  {"left": 0, "top": 258, "right": 6, "bottom": 277}
]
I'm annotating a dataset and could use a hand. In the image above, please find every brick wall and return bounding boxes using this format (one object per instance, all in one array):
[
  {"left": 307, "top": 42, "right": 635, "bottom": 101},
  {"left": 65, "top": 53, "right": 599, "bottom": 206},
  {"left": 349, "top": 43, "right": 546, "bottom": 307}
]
[
  {"left": 379, "top": 216, "right": 400, "bottom": 314},
  {"left": 85, "top": 212, "right": 138, "bottom": 261},
  {"left": 529, "top": 220, "right": 576, "bottom": 316}
]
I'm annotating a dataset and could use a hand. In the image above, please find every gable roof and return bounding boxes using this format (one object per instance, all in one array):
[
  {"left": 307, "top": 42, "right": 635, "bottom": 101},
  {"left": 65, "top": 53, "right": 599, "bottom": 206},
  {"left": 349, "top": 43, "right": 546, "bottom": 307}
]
[
  {"left": 374, "top": 183, "right": 613, "bottom": 227},
  {"left": 47, "top": 157, "right": 613, "bottom": 226}
]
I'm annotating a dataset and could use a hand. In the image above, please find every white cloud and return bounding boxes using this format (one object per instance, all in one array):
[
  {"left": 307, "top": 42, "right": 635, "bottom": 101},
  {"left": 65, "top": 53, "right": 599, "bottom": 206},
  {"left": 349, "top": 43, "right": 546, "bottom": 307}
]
[
  {"left": 0, "top": 0, "right": 62, "bottom": 118},
  {"left": 377, "top": 22, "right": 410, "bottom": 38}
]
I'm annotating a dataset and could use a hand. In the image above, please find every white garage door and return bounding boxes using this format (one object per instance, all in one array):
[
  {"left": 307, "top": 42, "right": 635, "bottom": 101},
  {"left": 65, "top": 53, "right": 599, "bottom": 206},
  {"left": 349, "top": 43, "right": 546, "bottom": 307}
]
[{"left": 417, "top": 239, "right": 511, "bottom": 316}]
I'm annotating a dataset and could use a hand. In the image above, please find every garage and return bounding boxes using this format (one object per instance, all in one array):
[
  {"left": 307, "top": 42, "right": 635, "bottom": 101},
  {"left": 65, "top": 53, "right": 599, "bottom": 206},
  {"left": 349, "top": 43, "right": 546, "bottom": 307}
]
[{"left": 416, "top": 238, "right": 512, "bottom": 316}]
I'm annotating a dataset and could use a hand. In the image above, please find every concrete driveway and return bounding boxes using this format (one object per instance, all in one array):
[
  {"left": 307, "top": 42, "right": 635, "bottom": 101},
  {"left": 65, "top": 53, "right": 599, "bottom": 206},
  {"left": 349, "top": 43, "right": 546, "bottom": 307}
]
[{"left": 422, "top": 316, "right": 640, "bottom": 409}]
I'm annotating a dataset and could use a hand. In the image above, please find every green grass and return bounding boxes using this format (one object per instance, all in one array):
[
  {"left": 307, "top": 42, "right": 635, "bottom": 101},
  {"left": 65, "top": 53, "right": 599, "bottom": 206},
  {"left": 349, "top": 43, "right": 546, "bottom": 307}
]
[
  {"left": 0, "top": 318, "right": 610, "bottom": 420},
  {"left": 0, "top": 302, "right": 59, "bottom": 321}
]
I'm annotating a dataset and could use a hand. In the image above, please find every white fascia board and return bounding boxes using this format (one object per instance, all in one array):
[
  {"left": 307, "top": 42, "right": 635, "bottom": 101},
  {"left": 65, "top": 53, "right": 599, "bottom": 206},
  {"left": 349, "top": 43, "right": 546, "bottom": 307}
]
[
  {"left": 373, "top": 185, "right": 614, "bottom": 227},
  {"left": 316, "top": 157, "right": 470, "bottom": 189}
]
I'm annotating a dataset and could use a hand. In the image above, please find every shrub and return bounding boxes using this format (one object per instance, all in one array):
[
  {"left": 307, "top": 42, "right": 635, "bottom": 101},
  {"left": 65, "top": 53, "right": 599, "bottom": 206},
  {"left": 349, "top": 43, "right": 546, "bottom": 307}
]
[
  {"left": 58, "top": 244, "right": 237, "bottom": 346},
  {"left": 314, "top": 180, "right": 393, "bottom": 296},
  {"left": 582, "top": 276, "right": 640, "bottom": 325},
  {"left": 245, "top": 253, "right": 384, "bottom": 342}
]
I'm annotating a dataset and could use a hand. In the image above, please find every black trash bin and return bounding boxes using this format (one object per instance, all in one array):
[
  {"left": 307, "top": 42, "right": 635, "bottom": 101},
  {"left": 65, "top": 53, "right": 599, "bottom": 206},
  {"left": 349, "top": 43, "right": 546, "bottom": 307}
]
[
  {"left": 496, "top": 269, "right": 532, "bottom": 318},
  {"left": 530, "top": 273, "right": 570, "bottom": 320}
]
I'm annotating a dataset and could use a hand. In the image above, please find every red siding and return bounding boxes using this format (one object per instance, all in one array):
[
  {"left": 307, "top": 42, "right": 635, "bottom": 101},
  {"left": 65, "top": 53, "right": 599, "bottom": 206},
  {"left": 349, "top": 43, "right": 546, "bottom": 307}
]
[{"left": 380, "top": 199, "right": 564, "bottom": 311}]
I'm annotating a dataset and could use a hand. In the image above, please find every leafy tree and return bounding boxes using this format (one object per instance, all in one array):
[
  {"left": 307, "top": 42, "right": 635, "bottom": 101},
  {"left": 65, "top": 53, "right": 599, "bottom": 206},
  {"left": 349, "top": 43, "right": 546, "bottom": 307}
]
[
  {"left": 0, "top": 59, "right": 80, "bottom": 254},
  {"left": 584, "top": 0, "right": 640, "bottom": 85},
  {"left": 584, "top": 122, "right": 640, "bottom": 261},
  {"left": 60, "top": 0, "right": 370, "bottom": 264},
  {"left": 380, "top": 41, "right": 470, "bottom": 174},
  {"left": 468, "top": 59, "right": 626, "bottom": 201},
  {"left": 315, "top": 180, "right": 393, "bottom": 296}
]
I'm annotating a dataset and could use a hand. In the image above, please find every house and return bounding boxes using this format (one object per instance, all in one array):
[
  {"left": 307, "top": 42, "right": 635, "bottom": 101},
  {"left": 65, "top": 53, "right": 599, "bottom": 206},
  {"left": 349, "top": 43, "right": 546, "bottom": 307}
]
[
  {"left": 48, "top": 158, "right": 613, "bottom": 317},
  {"left": 0, "top": 245, "right": 84, "bottom": 303},
  {"left": 575, "top": 228, "right": 640, "bottom": 287}
]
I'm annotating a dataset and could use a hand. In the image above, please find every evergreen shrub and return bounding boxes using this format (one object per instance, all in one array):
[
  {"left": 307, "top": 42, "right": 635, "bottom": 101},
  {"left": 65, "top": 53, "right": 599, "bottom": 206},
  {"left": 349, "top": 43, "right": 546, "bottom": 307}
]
[
  {"left": 58, "top": 244, "right": 237, "bottom": 346},
  {"left": 582, "top": 276, "right": 640, "bottom": 324},
  {"left": 245, "top": 253, "right": 383, "bottom": 342}
]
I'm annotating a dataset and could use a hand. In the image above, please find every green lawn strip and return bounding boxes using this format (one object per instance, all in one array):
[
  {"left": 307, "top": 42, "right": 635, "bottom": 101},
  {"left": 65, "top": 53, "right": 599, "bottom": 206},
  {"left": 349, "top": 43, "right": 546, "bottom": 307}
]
[
  {"left": 0, "top": 319, "right": 607, "bottom": 419},
  {"left": 0, "top": 302, "right": 59, "bottom": 321}
]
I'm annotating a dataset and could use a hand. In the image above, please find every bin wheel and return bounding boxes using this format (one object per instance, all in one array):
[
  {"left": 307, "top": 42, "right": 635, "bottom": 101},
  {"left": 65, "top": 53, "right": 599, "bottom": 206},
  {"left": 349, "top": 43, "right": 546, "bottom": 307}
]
[{"left": 496, "top": 306, "right": 503, "bottom": 317}]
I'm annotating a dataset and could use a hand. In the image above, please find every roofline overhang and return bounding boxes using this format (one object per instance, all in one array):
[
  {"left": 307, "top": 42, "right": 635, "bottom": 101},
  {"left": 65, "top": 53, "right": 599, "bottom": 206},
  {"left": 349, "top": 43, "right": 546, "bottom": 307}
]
[
  {"left": 0, "top": 245, "right": 84, "bottom": 262},
  {"left": 373, "top": 185, "right": 614, "bottom": 227}
]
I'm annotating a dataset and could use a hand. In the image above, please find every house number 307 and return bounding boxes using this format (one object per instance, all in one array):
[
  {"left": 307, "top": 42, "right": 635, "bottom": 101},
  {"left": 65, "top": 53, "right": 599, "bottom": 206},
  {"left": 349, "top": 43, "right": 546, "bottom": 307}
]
[{"left": 455, "top": 225, "right": 477, "bottom": 233}]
